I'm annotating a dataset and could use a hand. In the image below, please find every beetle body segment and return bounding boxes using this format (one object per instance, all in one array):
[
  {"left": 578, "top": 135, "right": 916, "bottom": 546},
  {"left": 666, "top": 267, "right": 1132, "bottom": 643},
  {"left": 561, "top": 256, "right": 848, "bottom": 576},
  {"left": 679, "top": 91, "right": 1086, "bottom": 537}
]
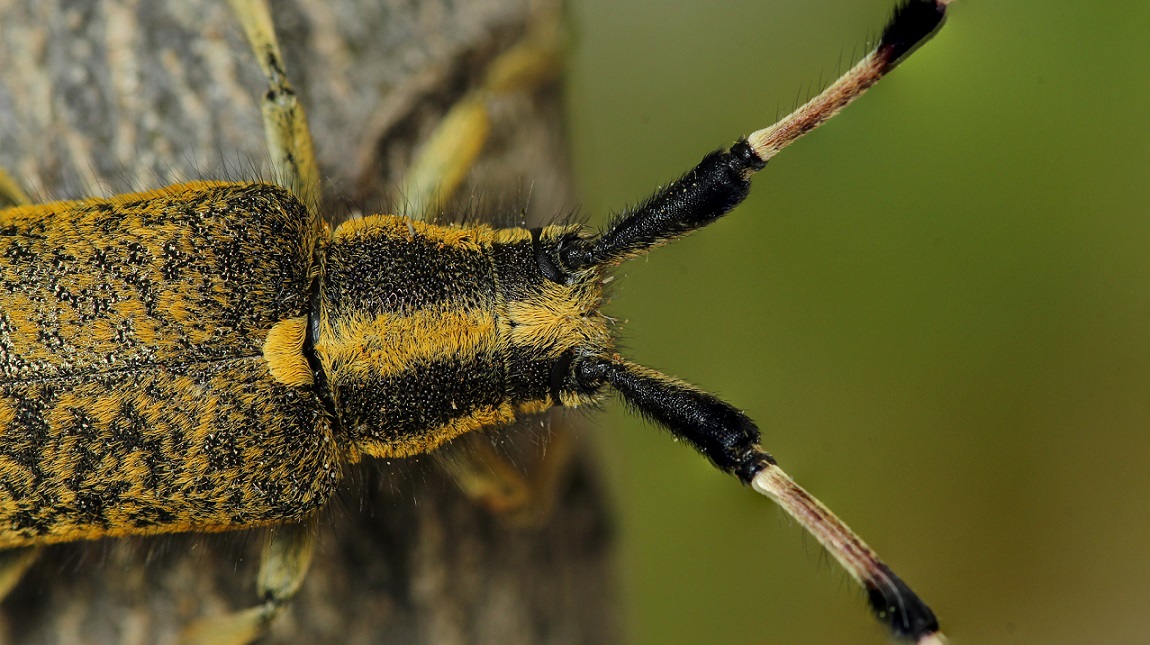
[{"left": 0, "top": 181, "right": 335, "bottom": 547}]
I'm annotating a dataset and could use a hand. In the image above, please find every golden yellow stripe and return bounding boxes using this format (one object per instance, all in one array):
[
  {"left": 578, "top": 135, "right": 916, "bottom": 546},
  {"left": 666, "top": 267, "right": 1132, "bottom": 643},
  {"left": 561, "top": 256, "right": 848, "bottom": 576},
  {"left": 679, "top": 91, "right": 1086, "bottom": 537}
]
[
  {"left": 317, "top": 308, "right": 503, "bottom": 381},
  {"left": 332, "top": 213, "right": 545, "bottom": 248},
  {"left": 504, "top": 281, "right": 610, "bottom": 357},
  {"left": 354, "top": 399, "right": 552, "bottom": 460}
]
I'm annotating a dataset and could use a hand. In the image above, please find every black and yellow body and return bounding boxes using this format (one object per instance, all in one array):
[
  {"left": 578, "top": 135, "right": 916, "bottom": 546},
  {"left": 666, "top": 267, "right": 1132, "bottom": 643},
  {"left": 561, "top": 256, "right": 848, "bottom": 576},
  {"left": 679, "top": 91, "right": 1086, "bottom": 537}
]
[
  {"left": 0, "top": 0, "right": 954, "bottom": 642},
  {"left": 0, "top": 180, "right": 609, "bottom": 547}
]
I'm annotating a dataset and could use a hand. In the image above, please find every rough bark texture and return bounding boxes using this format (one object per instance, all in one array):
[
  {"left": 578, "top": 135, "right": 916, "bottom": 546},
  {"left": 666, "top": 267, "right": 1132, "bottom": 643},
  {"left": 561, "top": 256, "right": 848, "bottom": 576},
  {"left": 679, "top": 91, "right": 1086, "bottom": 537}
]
[{"left": 0, "top": 0, "right": 616, "bottom": 643}]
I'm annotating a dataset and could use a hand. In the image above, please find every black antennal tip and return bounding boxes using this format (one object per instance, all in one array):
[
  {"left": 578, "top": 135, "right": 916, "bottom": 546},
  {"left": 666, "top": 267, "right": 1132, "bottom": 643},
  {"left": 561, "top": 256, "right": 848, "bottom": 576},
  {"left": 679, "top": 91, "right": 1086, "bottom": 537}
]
[
  {"left": 866, "top": 562, "right": 941, "bottom": 641},
  {"left": 880, "top": 0, "right": 949, "bottom": 69}
]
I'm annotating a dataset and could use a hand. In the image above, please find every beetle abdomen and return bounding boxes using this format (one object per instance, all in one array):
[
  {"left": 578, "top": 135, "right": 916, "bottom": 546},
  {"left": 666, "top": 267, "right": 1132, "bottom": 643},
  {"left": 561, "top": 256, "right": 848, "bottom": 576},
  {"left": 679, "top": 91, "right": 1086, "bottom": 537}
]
[{"left": 0, "top": 181, "right": 337, "bottom": 546}]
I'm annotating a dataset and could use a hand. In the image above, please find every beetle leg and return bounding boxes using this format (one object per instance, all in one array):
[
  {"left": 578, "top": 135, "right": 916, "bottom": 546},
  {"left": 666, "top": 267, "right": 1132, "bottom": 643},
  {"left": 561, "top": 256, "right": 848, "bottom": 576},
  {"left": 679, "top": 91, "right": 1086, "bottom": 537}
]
[
  {"left": 0, "top": 167, "right": 30, "bottom": 208},
  {"left": 183, "top": 519, "right": 317, "bottom": 645},
  {"left": 435, "top": 413, "right": 575, "bottom": 525},
  {"left": 0, "top": 546, "right": 39, "bottom": 602},
  {"left": 227, "top": 0, "right": 322, "bottom": 215},
  {"left": 400, "top": 7, "right": 562, "bottom": 221}
]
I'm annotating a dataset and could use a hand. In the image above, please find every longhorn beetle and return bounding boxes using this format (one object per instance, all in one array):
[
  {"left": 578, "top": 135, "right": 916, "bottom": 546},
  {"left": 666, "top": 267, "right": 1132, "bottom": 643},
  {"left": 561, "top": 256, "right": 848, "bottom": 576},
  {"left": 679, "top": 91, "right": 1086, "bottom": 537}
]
[{"left": 0, "top": 0, "right": 951, "bottom": 642}]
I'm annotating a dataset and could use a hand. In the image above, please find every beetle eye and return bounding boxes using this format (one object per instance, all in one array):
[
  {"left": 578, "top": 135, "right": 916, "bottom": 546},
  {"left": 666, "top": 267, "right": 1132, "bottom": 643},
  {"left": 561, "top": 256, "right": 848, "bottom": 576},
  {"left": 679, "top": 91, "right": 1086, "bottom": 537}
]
[
  {"left": 549, "top": 350, "right": 577, "bottom": 405},
  {"left": 530, "top": 228, "right": 575, "bottom": 284},
  {"left": 554, "top": 233, "right": 593, "bottom": 274}
]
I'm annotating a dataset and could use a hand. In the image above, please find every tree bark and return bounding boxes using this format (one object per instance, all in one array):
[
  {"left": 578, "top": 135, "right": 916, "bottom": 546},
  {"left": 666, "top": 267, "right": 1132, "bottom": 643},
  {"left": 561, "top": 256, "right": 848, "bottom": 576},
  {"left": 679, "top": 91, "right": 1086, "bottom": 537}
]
[{"left": 0, "top": 0, "right": 616, "bottom": 642}]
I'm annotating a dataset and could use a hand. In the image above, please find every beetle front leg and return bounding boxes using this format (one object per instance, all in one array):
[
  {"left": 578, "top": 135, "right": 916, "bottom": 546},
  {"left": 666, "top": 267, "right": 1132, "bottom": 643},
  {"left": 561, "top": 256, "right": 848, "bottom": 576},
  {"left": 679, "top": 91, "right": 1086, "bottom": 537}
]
[
  {"left": 435, "top": 413, "right": 576, "bottom": 525},
  {"left": 399, "top": 6, "right": 563, "bottom": 221}
]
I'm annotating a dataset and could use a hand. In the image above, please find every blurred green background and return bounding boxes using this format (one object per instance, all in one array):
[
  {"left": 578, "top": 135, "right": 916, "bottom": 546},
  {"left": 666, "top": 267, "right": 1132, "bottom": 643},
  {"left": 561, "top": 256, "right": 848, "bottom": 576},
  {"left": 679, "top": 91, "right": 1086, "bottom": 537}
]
[{"left": 564, "top": 1, "right": 1150, "bottom": 643}]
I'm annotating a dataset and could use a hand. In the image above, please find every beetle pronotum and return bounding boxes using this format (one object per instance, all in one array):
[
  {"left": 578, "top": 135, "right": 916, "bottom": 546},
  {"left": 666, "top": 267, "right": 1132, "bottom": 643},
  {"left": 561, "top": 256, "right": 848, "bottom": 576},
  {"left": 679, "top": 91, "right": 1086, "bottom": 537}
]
[{"left": 0, "top": 0, "right": 952, "bottom": 642}]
